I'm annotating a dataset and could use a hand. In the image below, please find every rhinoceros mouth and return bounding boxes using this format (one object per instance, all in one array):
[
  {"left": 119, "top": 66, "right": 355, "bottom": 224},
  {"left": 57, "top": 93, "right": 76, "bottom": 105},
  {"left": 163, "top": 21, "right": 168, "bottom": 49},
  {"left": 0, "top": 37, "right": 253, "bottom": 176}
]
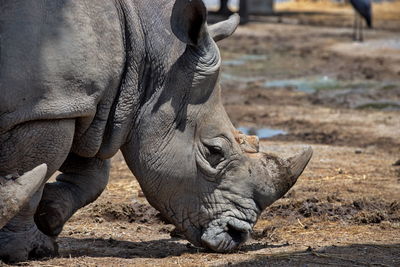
[{"left": 200, "top": 218, "right": 251, "bottom": 252}]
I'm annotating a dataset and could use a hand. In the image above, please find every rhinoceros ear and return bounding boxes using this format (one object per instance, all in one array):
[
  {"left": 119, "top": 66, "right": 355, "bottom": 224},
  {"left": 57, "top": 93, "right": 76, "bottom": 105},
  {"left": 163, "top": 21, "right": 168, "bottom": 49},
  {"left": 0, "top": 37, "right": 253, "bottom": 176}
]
[
  {"left": 209, "top": 14, "right": 240, "bottom": 42},
  {"left": 171, "top": 0, "right": 208, "bottom": 46}
]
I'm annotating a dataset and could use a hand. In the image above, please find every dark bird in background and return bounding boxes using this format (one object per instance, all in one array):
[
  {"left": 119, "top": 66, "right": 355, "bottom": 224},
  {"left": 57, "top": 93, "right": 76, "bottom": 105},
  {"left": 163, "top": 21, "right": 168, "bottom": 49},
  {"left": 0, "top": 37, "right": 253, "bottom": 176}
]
[
  {"left": 218, "top": 0, "right": 231, "bottom": 15},
  {"left": 349, "top": 0, "right": 372, "bottom": 42},
  {"left": 217, "top": 0, "right": 249, "bottom": 24}
]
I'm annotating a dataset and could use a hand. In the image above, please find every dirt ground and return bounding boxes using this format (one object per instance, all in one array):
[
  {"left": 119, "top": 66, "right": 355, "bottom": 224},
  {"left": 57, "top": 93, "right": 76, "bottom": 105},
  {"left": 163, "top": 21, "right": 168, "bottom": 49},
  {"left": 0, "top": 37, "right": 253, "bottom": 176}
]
[{"left": 3, "top": 2, "right": 400, "bottom": 267}]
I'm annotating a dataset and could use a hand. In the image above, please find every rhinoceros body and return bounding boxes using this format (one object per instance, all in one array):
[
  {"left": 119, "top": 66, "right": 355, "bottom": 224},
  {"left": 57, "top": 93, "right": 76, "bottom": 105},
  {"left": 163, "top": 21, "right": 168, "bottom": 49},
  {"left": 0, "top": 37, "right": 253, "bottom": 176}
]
[{"left": 0, "top": 0, "right": 312, "bottom": 262}]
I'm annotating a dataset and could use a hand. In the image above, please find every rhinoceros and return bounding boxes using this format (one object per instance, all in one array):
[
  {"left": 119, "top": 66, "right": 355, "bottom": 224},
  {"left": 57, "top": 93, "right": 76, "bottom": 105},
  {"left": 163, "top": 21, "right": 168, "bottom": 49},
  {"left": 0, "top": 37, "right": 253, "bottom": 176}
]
[{"left": 0, "top": 0, "right": 312, "bottom": 262}]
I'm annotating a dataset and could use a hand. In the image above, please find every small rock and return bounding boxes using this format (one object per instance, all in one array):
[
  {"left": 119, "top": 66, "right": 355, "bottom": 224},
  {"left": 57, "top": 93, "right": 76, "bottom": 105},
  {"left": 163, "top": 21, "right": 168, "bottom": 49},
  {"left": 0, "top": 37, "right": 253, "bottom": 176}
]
[
  {"left": 392, "top": 159, "right": 400, "bottom": 166},
  {"left": 138, "top": 189, "right": 145, "bottom": 197},
  {"left": 94, "top": 217, "right": 104, "bottom": 224},
  {"left": 355, "top": 149, "right": 362, "bottom": 154}
]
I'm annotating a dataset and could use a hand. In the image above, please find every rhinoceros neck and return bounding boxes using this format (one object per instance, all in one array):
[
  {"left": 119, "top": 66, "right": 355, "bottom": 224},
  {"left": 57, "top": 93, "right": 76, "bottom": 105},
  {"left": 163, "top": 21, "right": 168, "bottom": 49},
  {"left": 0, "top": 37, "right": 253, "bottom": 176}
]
[
  {"left": 95, "top": 0, "right": 183, "bottom": 158},
  {"left": 119, "top": 1, "right": 196, "bottom": 181},
  {"left": 65, "top": 1, "right": 146, "bottom": 159},
  {"left": 88, "top": 1, "right": 148, "bottom": 159}
]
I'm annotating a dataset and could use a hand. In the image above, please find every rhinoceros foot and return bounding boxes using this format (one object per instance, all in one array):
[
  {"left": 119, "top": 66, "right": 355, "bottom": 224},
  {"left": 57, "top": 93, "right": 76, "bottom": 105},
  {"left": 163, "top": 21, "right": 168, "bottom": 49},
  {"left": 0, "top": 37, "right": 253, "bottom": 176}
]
[
  {"left": 0, "top": 224, "right": 58, "bottom": 263},
  {"left": 0, "top": 184, "right": 58, "bottom": 263}
]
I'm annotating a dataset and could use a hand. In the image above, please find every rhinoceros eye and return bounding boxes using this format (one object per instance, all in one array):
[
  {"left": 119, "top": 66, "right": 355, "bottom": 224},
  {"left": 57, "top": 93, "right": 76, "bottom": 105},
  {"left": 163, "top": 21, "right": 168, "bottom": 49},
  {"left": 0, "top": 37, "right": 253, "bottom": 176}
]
[{"left": 205, "top": 145, "right": 225, "bottom": 168}]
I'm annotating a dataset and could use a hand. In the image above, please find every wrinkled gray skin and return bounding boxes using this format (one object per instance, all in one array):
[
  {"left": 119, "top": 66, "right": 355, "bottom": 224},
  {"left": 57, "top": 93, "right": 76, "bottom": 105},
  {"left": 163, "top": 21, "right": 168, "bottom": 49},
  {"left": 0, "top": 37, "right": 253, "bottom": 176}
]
[{"left": 0, "top": 0, "right": 312, "bottom": 262}]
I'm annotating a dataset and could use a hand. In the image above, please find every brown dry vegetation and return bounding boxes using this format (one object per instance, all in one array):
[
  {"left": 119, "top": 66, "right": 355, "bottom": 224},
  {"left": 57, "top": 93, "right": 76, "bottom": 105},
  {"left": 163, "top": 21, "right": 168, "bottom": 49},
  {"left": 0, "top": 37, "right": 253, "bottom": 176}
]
[{"left": 2, "top": 1, "right": 400, "bottom": 266}]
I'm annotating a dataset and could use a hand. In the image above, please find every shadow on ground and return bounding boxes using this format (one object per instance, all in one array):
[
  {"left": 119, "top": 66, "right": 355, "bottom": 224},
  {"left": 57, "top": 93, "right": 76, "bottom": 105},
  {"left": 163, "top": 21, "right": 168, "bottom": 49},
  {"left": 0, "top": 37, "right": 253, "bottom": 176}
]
[
  {"left": 58, "top": 237, "right": 199, "bottom": 259},
  {"left": 226, "top": 243, "right": 400, "bottom": 266},
  {"left": 57, "top": 236, "right": 399, "bottom": 266}
]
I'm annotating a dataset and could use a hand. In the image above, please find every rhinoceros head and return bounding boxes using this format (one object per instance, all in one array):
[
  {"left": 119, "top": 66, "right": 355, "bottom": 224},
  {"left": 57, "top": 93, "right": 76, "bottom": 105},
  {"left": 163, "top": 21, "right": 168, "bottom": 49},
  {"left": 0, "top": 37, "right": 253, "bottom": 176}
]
[{"left": 121, "top": 0, "right": 312, "bottom": 252}]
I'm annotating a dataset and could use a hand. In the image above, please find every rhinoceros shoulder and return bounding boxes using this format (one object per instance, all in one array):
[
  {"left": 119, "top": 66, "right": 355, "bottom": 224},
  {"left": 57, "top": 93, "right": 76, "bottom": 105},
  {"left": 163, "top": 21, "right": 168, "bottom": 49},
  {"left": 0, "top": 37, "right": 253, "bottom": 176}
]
[{"left": 0, "top": 0, "right": 125, "bottom": 133}]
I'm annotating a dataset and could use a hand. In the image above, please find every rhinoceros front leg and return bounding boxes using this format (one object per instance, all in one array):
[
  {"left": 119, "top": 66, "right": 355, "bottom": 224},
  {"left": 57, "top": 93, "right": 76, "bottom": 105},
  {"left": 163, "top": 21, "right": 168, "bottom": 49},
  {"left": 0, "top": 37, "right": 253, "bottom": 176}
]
[
  {"left": 0, "top": 165, "right": 58, "bottom": 262},
  {"left": 0, "top": 119, "right": 75, "bottom": 262},
  {"left": 35, "top": 153, "right": 110, "bottom": 237}
]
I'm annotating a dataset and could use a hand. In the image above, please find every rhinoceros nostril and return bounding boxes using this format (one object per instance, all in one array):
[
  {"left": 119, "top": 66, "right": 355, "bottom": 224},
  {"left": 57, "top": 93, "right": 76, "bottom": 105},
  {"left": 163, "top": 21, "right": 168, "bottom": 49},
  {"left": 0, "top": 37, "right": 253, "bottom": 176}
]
[{"left": 226, "top": 223, "right": 249, "bottom": 244}]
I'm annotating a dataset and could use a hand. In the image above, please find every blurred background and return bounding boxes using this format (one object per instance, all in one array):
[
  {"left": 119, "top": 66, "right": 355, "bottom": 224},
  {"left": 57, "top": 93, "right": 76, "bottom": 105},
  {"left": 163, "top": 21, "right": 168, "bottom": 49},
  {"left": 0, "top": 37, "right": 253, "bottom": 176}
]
[{"left": 204, "top": 0, "right": 400, "bottom": 142}]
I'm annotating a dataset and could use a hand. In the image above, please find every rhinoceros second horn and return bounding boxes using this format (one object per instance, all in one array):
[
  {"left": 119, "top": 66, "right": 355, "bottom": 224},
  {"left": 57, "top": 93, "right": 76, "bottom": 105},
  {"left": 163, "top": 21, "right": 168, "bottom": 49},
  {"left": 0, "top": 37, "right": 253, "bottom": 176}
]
[{"left": 0, "top": 164, "right": 47, "bottom": 228}]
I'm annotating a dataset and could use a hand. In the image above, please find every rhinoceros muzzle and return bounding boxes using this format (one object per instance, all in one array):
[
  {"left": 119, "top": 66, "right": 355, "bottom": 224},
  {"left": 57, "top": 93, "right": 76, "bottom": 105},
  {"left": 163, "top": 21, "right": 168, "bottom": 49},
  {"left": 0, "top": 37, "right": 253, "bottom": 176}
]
[
  {"left": 199, "top": 145, "right": 313, "bottom": 253},
  {"left": 201, "top": 217, "right": 252, "bottom": 252}
]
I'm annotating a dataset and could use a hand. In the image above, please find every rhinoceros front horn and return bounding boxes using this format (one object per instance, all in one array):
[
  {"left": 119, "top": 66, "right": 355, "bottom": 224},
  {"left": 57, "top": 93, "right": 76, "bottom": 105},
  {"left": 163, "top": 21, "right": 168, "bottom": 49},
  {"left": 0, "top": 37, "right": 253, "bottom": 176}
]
[
  {"left": 0, "top": 164, "right": 47, "bottom": 228},
  {"left": 253, "top": 146, "right": 313, "bottom": 210},
  {"left": 274, "top": 146, "right": 313, "bottom": 199},
  {"left": 287, "top": 146, "right": 313, "bottom": 183}
]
